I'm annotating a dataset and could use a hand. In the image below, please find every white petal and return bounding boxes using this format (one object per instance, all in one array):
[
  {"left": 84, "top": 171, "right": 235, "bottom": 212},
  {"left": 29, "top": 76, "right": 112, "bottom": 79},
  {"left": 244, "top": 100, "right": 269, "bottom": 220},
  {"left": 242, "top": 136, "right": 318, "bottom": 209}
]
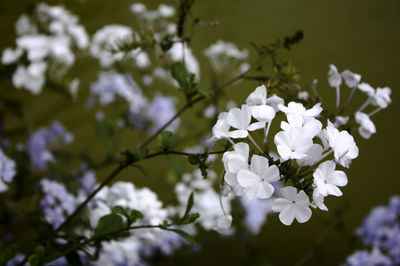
[
  {"left": 237, "top": 170, "right": 260, "bottom": 188},
  {"left": 263, "top": 165, "right": 280, "bottom": 182},
  {"left": 294, "top": 204, "right": 312, "bottom": 223},
  {"left": 329, "top": 170, "right": 348, "bottom": 187},
  {"left": 280, "top": 186, "right": 297, "bottom": 201},
  {"left": 248, "top": 121, "right": 265, "bottom": 131},
  {"left": 228, "top": 129, "right": 248, "bottom": 139},
  {"left": 295, "top": 190, "right": 310, "bottom": 205},
  {"left": 272, "top": 198, "right": 291, "bottom": 212},
  {"left": 279, "top": 205, "right": 296, "bottom": 226},
  {"left": 258, "top": 182, "right": 274, "bottom": 199},
  {"left": 250, "top": 155, "right": 269, "bottom": 176}
]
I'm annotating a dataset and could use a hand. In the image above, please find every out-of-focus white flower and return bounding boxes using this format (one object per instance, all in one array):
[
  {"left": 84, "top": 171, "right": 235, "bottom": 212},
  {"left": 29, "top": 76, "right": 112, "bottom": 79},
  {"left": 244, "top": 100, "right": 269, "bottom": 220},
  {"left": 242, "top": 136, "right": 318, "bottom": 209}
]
[
  {"left": 12, "top": 61, "right": 47, "bottom": 94},
  {"left": 323, "top": 121, "right": 359, "bottom": 168},
  {"left": 355, "top": 112, "right": 376, "bottom": 139},
  {"left": 237, "top": 155, "right": 280, "bottom": 200},
  {"left": 357, "top": 82, "right": 375, "bottom": 96},
  {"left": 272, "top": 186, "right": 312, "bottom": 226},
  {"left": 334, "top": 116, "right": 350, "bottom": 127},
  {"left": 168, "top": 42, "right": 200, "bottom": 79},
  {"left": 212, "top": 215, "right": 232, "bottom": 235},
  {"left": 341, "top": 70, "right": 361, "bottom": 88},
  {"left": 1, "top": 48, "right": 23, "bottom": 64},
  {"left": 298, "top": 91, "right": 309, "bottom": 100},
  {"left": 328, "top": 64, "right": 342, "bottom": 88},
  {"left": 370, "top": 87, "right": 391, "bottom": 109},
  {"left": 297, "top": 144, "right": 324, "bottom": 167},
  {"left": 226, "top": 104, "right": 264, "bottom": 138},
  {"left": 313, "top": 161, "right": 348, "bottom": 197},
  {"left": 157, "top": 4, "right": 175, "bottom": 17}
]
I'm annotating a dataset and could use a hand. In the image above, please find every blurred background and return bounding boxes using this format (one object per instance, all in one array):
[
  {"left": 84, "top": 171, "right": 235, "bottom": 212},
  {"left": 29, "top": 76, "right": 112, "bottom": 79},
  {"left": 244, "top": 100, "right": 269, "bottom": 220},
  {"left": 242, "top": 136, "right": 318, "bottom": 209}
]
[{"left": 1, "top": 0, "right": 399, "bottom": 265}]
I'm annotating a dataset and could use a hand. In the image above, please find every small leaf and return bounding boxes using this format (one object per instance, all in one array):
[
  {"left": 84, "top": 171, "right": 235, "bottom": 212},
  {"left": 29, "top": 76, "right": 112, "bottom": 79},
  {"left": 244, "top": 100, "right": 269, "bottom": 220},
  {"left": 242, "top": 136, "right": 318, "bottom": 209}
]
[
  {"left": 129, "top": 210, "right": 143, "bottom": 224},
  {"left": 157, "top": 131, "right": 177, "bottom": 151},
  {"left": 166, "top": 229, "right": 197, "bottom": 245},
  {"left": 93, "top": 214, "right": 124, "bottom": 240},
  {"left": 171, "top": 62, "right": 189, "bottom": 89},
  {"left": 181, "top": 192, "right": 194, "bottom": 221}
]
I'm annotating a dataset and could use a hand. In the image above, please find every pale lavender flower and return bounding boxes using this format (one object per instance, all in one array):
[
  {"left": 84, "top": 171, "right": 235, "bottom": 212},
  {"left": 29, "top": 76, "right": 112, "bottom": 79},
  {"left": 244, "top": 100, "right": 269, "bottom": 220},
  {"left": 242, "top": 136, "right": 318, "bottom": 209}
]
[
  {"left": 40, "top": 179, "right": 77, "bottom": 228},
  {"left": 240, "top": 197, "right": 273, "bottom": 234},
  {"left": 145, "top": 94, "right": 180, "bottom": 133},
  {"left": 27, "top": 121, "right": 73, "bottom": 170},
  {"left": 0, "top": 149, "right": 16, "bottom": 193},
  {"left": 344, "top": 248, "right": 392, "bottom": 266}
]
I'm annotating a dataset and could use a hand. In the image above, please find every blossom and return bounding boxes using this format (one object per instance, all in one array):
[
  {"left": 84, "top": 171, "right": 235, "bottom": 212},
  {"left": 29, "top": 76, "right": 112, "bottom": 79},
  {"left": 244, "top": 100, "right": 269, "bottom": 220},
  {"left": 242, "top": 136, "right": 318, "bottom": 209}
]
[
  {"left": 274, "top": 127, "right": 314, "bottom": 161},
  {"left": 145, "top": 94, "right": 180, "bottom": 133},
  {"left": 370, "top": 87, "right": 392, "bottom": 109},
  {"left": 237, "top": 155, "right": 280, "bottom": 200},
  {"left": 313, "top": 161, "right": 348, "bottom": 197},
  {"left": 12, "top": 62, "right": 47, "bottom": 94},
  {"left": 357, "top": 82, "right": 375, "bottom": 96},
  {"left": 322, "top": 121, "right": 358, "bottom": 168},
  {"left": 334, "top": 115, "right": 349, "bottom": 127},
  {"left": 278, "top": 102, "right": 322, "bottom": 124},
  {"left": 40, "top": 179, "right": 77, "bottom": 228},
  {"left": 211, "top": 112, "right": 230, "bottom": 140},
  {"left": 297, "top": 143, "right": 324, "bottom": 167},
  {"left": 246, "top": 85, "right": 267, "bottom": 106},
  {"left": 226, "top": 104, "right": 264, "bottom": 138},
  {"left": 222, "top": 143, "right": 249, "bottom": 194},
  {"left": 341, "top": 69, "right": 361, "bottom": 88},
  {"left": 355, "top": 112, "right": 376, "bottom": 139},
  {"left": 0, "top": 149, "right": 16, "bottom": 193},
  {"left": 272, "top": 186, "right": 312, "bottom": 226},
  {"left": 212, "top": 215, "right": 233, "bottom": 235},
  {"left": 265, "top": 93, "right": 284, "bottom": 112},
  {"left": 27, "top": 122, "right": 74, "bottom": 170},
  {"left": 328, "top": 64, "right": 342, "bottom": 88},
  {"left": 312, "top": 189, "right": 328, "bottom": 211}
]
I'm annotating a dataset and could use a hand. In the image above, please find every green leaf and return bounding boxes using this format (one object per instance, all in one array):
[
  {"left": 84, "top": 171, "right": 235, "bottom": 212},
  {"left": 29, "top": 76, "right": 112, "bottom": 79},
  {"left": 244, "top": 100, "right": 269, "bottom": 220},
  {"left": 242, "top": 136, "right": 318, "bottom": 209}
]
[
  {"left": 93, "top": 214, "right": 124, "bottom": 240},
  {"left": 129, "top": 210, "right": 143, "bottom": 224},
  {"left": 95, "top": 121, "right": 115, "bottom": 155},
  {"left": 121, "top": 148, "right": 149, "bottom": 164},
  {"left": 111, "top": 206, "right": 128, "bottom": 217},
  {"left": 171, "top": 62, "right": 189, "bottom": 89},
  {"left": 157, "top": 131, "right": 178, "bottom": 151},
  {"left": 28, "top": 254, "right": 39, "bottom": 266},
  {"left": 181, "top": 192, "right": 194, "bottom": 221},
  {"left": 166, "top": 229, "right": 197, "bottom": 245}
]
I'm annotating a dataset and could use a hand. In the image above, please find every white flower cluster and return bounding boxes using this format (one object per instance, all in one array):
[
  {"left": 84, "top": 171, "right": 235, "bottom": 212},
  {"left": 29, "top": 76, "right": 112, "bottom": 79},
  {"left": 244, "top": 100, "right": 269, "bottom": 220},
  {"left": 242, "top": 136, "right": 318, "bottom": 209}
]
[
  {"left": 88, "top": 182, "right": 170, "bottom": 265},
  {"left": 212, "top": 67, "right": 391, "bottom": 226},
  {"left": 90, "top": 24, "right": 150, "bottom": 68},
  {"left": 1, "top": 3, "right": 88, "bottom": 95},
  {"left": 328, "top": 64, "right": 392, "bottom": 139},
  {"left": 173, "top": 169, "right": 233, "bottom": 234},
  {"left": 203, "top": 40, "right": 250, "bottom": 79}
]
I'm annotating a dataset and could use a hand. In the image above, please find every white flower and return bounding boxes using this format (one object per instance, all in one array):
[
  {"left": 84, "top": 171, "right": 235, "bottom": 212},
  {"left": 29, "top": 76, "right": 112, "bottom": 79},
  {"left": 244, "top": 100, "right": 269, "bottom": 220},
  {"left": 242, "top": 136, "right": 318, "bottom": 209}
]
[
  {"left": 298, "top": 91, "right": 309, "bottom": 100},
  {"left": 211, "top": 112, "right": 230, "bottom": 140},
  {"left": 278, "top": 102, "right": 322, "bottom": 124},
  {"left": 0, "top": 149, "right": 16, "bottom": 193},
  {"left": 313, "top": 161, "right": 348, "bottom": 197},
  {"left": 246, "top": 85, "right": 267, "bottom": 106},
  {"left": 281, "top": 116, "right": 322, "bottom": 139},
  {"left": 222, "top": 143, "right": 249, "bottom": 194},
  {"left": 272, "top": 186, "right": 312, "bottom": 226},
  {"left": 355, "top": 112, "right": 376, "bottom": 139},
  {"left": 341, "top": 70, "right": 361, "bottom": 88},
  {"left": 328, "top": 64, "right": 342, "bottom": 88},
  {"left": 246, "top": 85, "right": 276, "bottom": 123},
  {"left": 297, "top": 144, "right": 324, "bottom": 167},
  {"left": 312, "top": 189, "right": 328, "bottom": 211},
  {"left": 12, "top": 61, "right": 47, "bottom": 94},
  {"left": 226, "top": 104, "right": 264, "bottom": 138},
  {"left": 168, "top": 42, "right": 200, "bottom": 80},
  {"left": 212, "top": 214, "right": 233, "bottom": 235},
  {"left": 266, "top": 94, "right": 284, "bottom": 112},
  {"left": 274, "top": 127, "right": 314, "bottom": 161},
  {"left": 370, "top": 87, "right": 391, "bottom": 109},
  {"left": 357, "top": 82, "right": 375, "bottom": 96},
  {"left": 157, "top": 4, "right": 175, "bottom": 17},
  {"left": 237, "top": 155, "right": 280, "bottom": 200},
  {"left": 1, "top": 48, "right": 23, "bottom": 64},
  {"left": 323, "top": 121, "right": 359, "bottom": 168},
  {"left": 334, "top": 116, "right": 349, "bottom": 127}
]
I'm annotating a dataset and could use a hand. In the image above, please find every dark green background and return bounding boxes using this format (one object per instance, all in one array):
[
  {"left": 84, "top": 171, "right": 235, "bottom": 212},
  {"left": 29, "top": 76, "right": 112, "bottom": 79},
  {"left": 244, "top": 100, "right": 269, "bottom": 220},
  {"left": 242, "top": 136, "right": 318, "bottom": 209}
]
[{"left": 1, "top": 0, "right": 399, "bottom": 265}]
